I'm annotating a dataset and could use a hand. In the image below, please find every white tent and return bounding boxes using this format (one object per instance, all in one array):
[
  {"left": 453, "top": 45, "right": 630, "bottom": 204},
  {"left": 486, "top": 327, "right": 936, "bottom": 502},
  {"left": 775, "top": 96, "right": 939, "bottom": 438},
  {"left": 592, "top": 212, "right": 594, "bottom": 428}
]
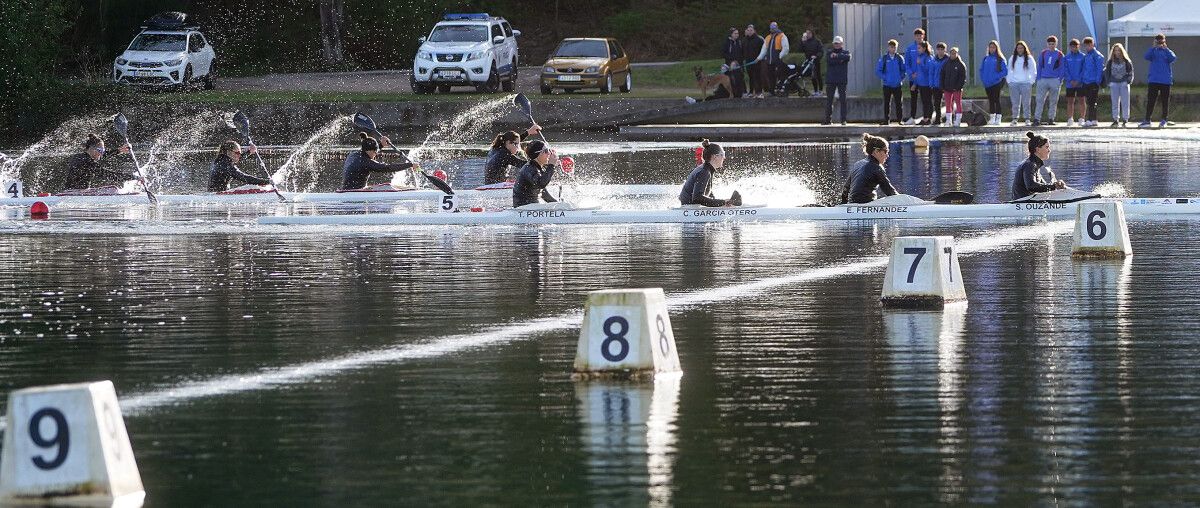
[{"left": 1109, "top": 0, "right": 1200, "bottom": 37}]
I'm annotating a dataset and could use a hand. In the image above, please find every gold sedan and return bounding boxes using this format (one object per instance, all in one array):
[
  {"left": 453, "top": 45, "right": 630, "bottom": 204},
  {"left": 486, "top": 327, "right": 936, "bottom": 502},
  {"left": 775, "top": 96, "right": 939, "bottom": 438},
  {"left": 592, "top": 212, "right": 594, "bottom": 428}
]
[{"left": 540, "top": 38, "right": 631, "bottom": 94}]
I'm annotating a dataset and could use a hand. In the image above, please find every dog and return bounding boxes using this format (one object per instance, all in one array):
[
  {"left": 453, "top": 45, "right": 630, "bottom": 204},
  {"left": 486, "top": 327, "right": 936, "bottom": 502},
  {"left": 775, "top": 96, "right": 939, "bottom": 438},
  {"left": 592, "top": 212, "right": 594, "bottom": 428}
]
[{"left": 693, "top": 66, "right": 733, "bottom": 100}]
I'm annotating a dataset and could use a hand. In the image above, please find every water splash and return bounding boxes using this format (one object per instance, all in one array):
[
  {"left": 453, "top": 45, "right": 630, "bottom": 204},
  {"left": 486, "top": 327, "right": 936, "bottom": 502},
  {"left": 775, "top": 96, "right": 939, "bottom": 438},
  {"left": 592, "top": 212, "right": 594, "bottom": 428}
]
[
  {"left": 273, "top": 115, "right": 352, "bottom": 193},
  {"left": 716, "top": 173, "right": 818, "bottom": 207},
  {"left": 391, "top": 95, "right": 515, "bottom": 186},
  {"left": 1093, "top": 181, "right": 1129, "bottom": 198},
  {"left": 141, "top": 110, "right": 225, "bottom": 191},
  {"left": 3, "top": 113, "right": 111, "bottom": 190}
]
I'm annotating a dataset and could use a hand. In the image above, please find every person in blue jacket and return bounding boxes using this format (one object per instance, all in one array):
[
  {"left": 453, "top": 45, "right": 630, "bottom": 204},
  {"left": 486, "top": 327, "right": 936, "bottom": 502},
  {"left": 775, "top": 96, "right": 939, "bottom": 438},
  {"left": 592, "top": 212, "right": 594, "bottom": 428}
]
[
  {"left": 1063, "top": 39, "right": 1085, "bottom": 127},
  {"left": 1079, "top": 37, "right": 1106, "bottom": 127},
  {"left": 979, "top": 40, "right": 1008, "bottom": 125},
  {"left": 903, "top": 28, "right": 926, "bottom": 124},
  {"left": 927, "top": 42, "right": 949, "bottom": 126},
  {"left": 910, "top": 41, "right": 935, "bottom": 125},
  {"left": 1033, "top": 35, "right": 1065, "bottom": 126},
  {"left": 1140, "top": 33, "right": 1178, "bottom": 128},
  {"left": 876, "top": 39, "right": 906, "bottom": 125}
]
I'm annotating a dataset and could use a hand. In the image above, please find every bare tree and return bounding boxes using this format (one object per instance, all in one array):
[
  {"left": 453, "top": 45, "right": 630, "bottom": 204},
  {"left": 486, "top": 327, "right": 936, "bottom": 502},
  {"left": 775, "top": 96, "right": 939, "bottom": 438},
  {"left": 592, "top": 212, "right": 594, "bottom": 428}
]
[{"left": 318, "top": 0, "right": 345, "bottom": 65}]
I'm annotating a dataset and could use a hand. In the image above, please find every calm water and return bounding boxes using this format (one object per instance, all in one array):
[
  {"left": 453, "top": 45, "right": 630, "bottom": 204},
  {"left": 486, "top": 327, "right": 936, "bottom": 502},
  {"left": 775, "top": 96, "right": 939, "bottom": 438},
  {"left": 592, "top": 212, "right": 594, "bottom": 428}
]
[{"left": 3, "top": 133, "right": 1200, "bottom": 506}]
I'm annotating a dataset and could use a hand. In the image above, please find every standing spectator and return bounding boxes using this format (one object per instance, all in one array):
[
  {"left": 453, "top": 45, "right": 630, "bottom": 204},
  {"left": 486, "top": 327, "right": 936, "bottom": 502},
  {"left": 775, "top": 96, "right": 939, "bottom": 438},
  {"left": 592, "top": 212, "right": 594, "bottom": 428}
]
[
  {"left": 941, "top": 47, "right": 968, "bottom": 127},
  {"left": 876, "top": 39, "right": 906, "bottom": 125},
  {"left": 911, "top": 41, "right": 934, "bottom": 125},
  {"left": 824, "top": 35, "right": 851, "bottom": 125},
  {"left": 1033, "top": 35, "right": 1065, "bottom": 126},
  {"left": 723, "top": 27, "right": 746, "bottom": 98},
  {"left": 903, "top": 28, "right": 927, "bottom": 125},
  {"left": 800, "top": 28, "right": 824, "bottom": 97},
  {"left": 1104, "top": 43, "right": 1134, "bottom": 127},
  {"left": 1079, "top": 37, "right": 1105, "bottom": 128},
  {"left": 1063, "top": 39, "right": 1085, "bottom": 127},
  {"left": 980, "top": 40, "right": 1009, "bottom": 125},
  {"left": 1140, "top": 33, "right": 1177, "bottom": 128},
  {"left": 752, "top": 21, "right": 790, "bottom": 94},
  {"left": 927, "top": 42, "right": 949, "bottom": 126},
  {"left": 743, "top": 25, "right": 766, "bottom": 98},
  {"left": 1008, "top": 40, "right": 1037, "bottom": 126}
]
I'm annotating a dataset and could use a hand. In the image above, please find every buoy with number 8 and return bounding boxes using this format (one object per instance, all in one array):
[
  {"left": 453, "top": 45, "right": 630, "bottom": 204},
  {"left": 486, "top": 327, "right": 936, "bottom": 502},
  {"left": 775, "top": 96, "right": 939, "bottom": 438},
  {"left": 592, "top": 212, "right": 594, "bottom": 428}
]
[
  {"left": 880, "top": 236, "right": 966, "bottom": 309},
  {"left": 1071, "top": 201, "right": 1132, "bottom": 259},
  {"left": 573, "top": 288, "right": 681, "bottom": 379},
  {"left": 0, "top": 381, "right": 144, "bottom": 506}
]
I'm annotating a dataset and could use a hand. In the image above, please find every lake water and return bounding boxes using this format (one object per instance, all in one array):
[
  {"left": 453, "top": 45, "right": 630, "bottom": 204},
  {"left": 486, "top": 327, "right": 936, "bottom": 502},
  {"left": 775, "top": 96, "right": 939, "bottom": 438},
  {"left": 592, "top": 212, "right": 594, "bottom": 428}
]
[{"left": 3, "top": 130, "right": 1200, "bottom": 505}]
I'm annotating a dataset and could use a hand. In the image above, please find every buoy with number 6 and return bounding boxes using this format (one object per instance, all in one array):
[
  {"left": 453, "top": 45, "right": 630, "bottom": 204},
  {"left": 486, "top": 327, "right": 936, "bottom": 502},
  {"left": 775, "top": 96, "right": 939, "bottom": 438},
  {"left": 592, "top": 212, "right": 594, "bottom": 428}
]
[
  {"left": 573, "top": 288, "right": 681, "bottom": 379},
  {"left": 1072, "top": 201, "right": 1132, "bottom": 259},
  {"left": 0, "top": 381, "right": 144, "bottom": 506},
  {"left": 881, "top": 236, "right": 966, "bottom": 309}
]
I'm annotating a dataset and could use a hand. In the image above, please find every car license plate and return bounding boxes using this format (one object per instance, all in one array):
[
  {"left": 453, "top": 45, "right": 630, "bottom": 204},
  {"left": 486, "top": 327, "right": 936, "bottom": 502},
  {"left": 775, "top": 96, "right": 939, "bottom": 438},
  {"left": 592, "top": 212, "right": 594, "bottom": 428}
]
[
  {"left": 437, "top": 71, "right": 462, "bottom": 80},
  {"left": 133, "top": 70, "right": 154, "bottom": 77},
  {"left": 558, "top": 75, "right": 581, "bottom": 82}
]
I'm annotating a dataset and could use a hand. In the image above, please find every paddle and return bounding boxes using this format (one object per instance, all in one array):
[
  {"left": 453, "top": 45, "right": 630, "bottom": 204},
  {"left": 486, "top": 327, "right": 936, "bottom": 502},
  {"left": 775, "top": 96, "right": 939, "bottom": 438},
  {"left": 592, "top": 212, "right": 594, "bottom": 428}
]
[
  {"left": 351, "top": 113, "right": 453, "bottom": 195},
  {"left": 110, "top": 113, "right": 158, "bottom": 205},
  {"left": 513, "top": 93, "right": 580, "bottom": 191},
  {"left": 932, "top": 191, "right": 974, "bottom": 204},
  {"left": 228, "top": 110, "right": 286, "bottom": 202}
]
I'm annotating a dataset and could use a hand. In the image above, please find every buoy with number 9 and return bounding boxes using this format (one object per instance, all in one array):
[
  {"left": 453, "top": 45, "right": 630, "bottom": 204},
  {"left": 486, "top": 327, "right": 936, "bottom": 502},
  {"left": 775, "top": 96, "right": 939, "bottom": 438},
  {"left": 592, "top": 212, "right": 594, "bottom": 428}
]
[
  {"left": 573, "top": 288, "right": 681, "bottom": 379},
  {"left": 30, "top": 201, "right": 49, "bottom": 220},
  {"left": 880, "top": 236, "right": 966, "bottom": 309}
]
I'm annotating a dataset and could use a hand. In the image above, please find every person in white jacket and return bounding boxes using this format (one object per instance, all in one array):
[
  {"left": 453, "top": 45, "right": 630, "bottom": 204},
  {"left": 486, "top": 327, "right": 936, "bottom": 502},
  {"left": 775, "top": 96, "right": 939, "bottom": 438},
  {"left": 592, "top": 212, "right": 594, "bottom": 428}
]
[
  {"left": 1008, "top": 40, "right": 1038, "bottom": 125},
  {"left": 752, "top": 21, "right": 791, "bottom": 93}
]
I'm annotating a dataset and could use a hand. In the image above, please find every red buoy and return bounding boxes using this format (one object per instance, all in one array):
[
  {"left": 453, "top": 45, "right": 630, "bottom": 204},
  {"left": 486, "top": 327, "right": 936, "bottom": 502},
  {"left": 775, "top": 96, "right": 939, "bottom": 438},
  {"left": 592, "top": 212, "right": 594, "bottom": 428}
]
[
  {"left": 432, "top": 169, "right": 448, "bottom": 181},
  {"left": 30, "top": 201, "right": 49, "bottom": 219},
  {"left": 470, "top": 206, "right": 484, "bottom": 212},
  {"left": 694, "top": 146, "right": 704, "bottom": 164},
  {"left": 560, "top": 156, "right": 575, "bottom": 174}
]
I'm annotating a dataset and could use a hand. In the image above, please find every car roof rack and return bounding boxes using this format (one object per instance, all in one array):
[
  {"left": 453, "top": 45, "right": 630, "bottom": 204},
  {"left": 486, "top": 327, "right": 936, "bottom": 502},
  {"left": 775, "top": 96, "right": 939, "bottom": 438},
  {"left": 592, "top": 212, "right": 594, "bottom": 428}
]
[
  {"left": 443, "top": 13, "right": 496, "bottom": 21},
  {"left": 141, "top": 11, "right": 199, "bottom": 30}
]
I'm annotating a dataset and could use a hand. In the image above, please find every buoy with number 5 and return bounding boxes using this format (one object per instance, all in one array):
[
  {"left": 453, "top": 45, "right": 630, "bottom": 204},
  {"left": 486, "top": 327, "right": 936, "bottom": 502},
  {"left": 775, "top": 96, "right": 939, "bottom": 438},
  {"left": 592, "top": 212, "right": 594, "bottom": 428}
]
[
  {"left": 573, "top": 288, "right": 681, "bottom": 379},
  {"left": 30, "top": 201, "right": 49, "bottom": 220},
  {"left": 1072, "top": 201, "right": 1132, "bottom": 259},
  {"left": 0, "top": 381, "right": 144, "bottom": 506},
  {"left": 881, "top": 236, "right": 966, "bottom": 309}
]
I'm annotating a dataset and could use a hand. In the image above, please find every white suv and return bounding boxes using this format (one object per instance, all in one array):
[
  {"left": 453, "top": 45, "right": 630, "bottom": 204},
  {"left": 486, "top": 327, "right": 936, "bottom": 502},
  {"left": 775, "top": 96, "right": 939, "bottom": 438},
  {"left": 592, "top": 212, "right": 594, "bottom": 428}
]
[
  {"left": 112, "top": 12, "right": 216, "bottom": 90},
  {"left": 411, "top": 13, "right": 520, "bottom": 94}
]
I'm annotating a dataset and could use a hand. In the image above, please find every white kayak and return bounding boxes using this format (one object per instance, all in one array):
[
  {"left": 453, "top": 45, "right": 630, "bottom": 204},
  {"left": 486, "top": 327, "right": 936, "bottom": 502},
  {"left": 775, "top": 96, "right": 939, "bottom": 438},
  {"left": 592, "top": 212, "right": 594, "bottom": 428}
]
[
  {"left": 257, "top": 192, "right": 1200, "bottom": 226},
  {"left": 0, "top": 183, "right": 680, "bottom": 207}
]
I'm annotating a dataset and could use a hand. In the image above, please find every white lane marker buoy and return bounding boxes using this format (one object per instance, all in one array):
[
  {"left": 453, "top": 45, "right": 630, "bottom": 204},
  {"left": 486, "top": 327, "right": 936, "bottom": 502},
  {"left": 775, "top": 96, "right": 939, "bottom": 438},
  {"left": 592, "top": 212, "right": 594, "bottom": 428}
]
[
  {"left": 0, "top": 381, "right": 144, "bottom": 507},
  {"left": 437, "top": 193, "right": 460, "bottom": 213},
  {"left": 2, "top": 180, "right": 22, "bottom": 199},
  {"left": 573, "top": 288, "right": 681, "bottom": 379},
  {"left": 881, "top": 236, "right": 966, "bottom": 309},
  {"left": 1071, "top": 201, "right": 1132, "bottom": 259}
]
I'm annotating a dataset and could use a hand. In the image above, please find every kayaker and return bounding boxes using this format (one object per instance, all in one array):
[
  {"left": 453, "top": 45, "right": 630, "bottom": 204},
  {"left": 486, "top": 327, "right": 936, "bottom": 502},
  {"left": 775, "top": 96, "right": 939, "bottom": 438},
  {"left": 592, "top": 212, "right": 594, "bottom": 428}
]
[
  {"left": 679, "top": 139, "right": 741, "bottom": 207},
  {"left": 483, "top": 124, "right": 541, "bottom": 185},
  {"left": 61, "top": 134, "right": 133, "bottom": 192},
  {"left": 840, "top": 133, "right": 899, "bottom": 204},
  {"left": 512, "top": 139, "right": 559, "bottom": 208},
  {"left": 1011, "top": 131, "right": 1066, "bottom": 200},
  {"left": 207, "top": 140, "right": 270, "bottom": 192},
  {"left": 340, "top": 132, "right": 415, "bottom": 190}
]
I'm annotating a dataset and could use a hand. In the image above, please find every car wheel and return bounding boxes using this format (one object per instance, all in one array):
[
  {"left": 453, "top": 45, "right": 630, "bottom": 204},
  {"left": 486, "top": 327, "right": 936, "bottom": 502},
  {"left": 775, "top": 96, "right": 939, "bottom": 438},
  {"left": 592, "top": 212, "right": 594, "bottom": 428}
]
[
  {"left": 502, "top": 67, "right": 516, "bottom": 92},
  {"left": 411, "top": 75, "right": 432, "bottom": 94},
  {"left": 477, "top": 65, "right": 500, "bottom": 93},
  {"left": 540, "top": 85, "right": 552, "bottom": 95},
  {"left": 203, "top": 63, "right": 215, "bottom": 90},
  {"left": 620, "top": 71, "right": 632, "bottom": 93},
  {"left": 600, "top": 73, "right": 612, "bottom": 94},
  {"left": 437, "top": 85, "right": 451, "bottom": 93},
  {"left": 180, "top": 65, "right": 193, "bottom": 92}
]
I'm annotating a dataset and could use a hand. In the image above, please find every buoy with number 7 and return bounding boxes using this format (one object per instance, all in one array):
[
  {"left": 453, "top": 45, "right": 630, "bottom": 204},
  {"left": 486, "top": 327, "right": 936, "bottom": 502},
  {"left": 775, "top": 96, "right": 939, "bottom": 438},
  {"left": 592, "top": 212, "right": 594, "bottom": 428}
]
[
  {"left": 1072, "top": 201, "right": 1132, "bottom": 259},
  {"left": 573, "top": 288, "right": 682, "bottom": 379},
  {"left": 0, "top": 381, "right": 144, "bottom": 507},
  {"left": 881, "top": 236, "right": 966, "bottom": 309}
]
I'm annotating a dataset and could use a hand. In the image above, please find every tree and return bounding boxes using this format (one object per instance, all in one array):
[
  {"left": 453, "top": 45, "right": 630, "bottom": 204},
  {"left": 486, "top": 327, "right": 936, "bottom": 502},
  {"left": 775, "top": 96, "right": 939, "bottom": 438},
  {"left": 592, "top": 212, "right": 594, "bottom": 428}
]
[{"left": 319, "top": 0, "right": 346, "bottom": 66}]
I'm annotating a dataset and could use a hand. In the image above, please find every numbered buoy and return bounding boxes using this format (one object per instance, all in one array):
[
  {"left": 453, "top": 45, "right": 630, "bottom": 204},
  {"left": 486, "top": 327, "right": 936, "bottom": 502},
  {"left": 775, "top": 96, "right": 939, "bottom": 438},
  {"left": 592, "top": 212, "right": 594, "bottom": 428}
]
[
  {"left": 880, "top": 236, "right": 966, "bottom": 309},
  {"left": 30, "top": 201, "right": 49, "bottom": 220},
  {"left": 3, "top": 180, "right": 22, "bottom": 199},
  {"left": 573, "top": 288, "right": 681, "bottom": 379},
  {"left": 437, "top": 193, "right": 460, "bottom": 213},
  {"left": 0, "top": 381, "right": 144, "bottom": 506},
  {"left": 1072, "top": 201, "right": 1132, "bottom": 259},
  {"left": 914, "top": 135, "right": 930, "bottom": 149}
]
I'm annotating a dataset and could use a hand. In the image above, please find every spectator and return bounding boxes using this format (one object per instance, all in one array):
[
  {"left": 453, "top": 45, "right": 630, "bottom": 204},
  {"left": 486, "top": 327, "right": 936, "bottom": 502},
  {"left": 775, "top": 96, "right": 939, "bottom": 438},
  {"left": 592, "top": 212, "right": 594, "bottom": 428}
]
[
  {"left": 800, "top": 28, "right": 824, "bottom": 97},
  {"left": 911, "top": 41, "right": 934, "bottom": 125},
  {"left": 1140, "top": 33, "right": 1177, "bottom": 128},
  {"left": 1008, "top": 40, "right": 1037, "bottom": 126},
  {"left": 941, "top": 47, "right": 967, "bottom": 127},
  {"left": 903, "top": 28, "right": 927, "bottom": 125},
  {"left": 1063, "top": 38, "right": 1085, "bottom": 127},
  {"left": 980, "top": 40, "right": 1009, "bottom": 125},
  {"left": 744, "top": 24, "right": 766, "bottom": 98},
  {"left": 876, "top": 39, "right": 906, "bottom": 125},
  {"left": 752, "top": 21, "right": 790, "bottom": 94},
  {"left": 1104, "top": 43, "right": 1134, "bottom": 128},
  {"left": 824, "top": 35, "right": 851, "bottom": 125},
  {"left": 927, "top": 42, "right": 949, "bottom": 126},
  {"left": 723, "top": 27, "right": 746, "bottom": 98},
  {"left": 1079, "top": 37, "right": 1105, "bottom": 128},
  {"left": 1033, "top": 35, "right": 1065, "bottom": 126}
]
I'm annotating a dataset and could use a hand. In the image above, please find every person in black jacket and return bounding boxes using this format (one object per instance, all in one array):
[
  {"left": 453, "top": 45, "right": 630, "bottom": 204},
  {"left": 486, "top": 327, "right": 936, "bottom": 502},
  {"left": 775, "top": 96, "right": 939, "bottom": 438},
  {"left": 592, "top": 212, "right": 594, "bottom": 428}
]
[
  {"left": 61, "top": 133, "right": 134, "bottom": 192},
  {"left": 824, "top": 36, "right": 851, "bottom": 125},
  {"left": 207, "top": 140, "right": 270, "bottom": 192},
  {"left": 743, "top": 24, "right": 766, "bottom": 97},
  {"left": 513, "top": 139, "right": 559, "bottom": 207},
  {"left": 841, "top": 133, "right": 899, "bottom": 204},
  {"left": 800, "top": 28, "right": 824, "bottom": 95},
  {"left": 723, "top": 27, "right": 746, "bottom": 98},
  {"left": 340, "top": 132, "right": 415, "bottom": 190},
  {"left": 1011, "top": 131, "right": 1066, "bottom": 199},
  {"left": 940, "top": 47, "right": 968, "bottom": 127},
  {"left": 483, "top": 124, "right": 541, "bottom": 185},
  {"left": 680, "top": 139, "right": 740, "bottom": 207}
]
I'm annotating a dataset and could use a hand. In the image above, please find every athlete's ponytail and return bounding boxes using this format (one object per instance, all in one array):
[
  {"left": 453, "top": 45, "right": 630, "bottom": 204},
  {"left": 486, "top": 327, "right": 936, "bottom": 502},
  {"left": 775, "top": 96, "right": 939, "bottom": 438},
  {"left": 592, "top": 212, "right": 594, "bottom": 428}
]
[
  {"left": 1026, "top": 131, "right": 1049, "bottom": 154},
  {"left": 861, "top": 133, "right": 888, "bottom": 156},
  {"left": 700, "top": 138, "right": 724, "bottom": 162},
  {"left": 359, "top": 132, "right": 380, "bottom": 152}
]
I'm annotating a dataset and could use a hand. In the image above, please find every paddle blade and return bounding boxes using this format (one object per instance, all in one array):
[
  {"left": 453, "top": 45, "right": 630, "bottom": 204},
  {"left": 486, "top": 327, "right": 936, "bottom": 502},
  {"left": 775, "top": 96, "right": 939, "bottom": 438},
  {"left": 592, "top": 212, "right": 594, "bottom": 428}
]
[
  {"left": 352, "top": 112, "right": 380, "bottom": 135},
  {"left": 729, "top": 190, "right": 743, "bottom": 207},
  {"left": 231, "top": 110, "right": 251, "bottom": 137},
  {"left": 933, "top": 191, "right": 974, "bottom": 204},
  {"left": 559, "top": 156, "right": 575, "bottom": 174},
  {"left": 422, "top": 172, "right": 454, "bottom": 195},
  {"left": 513, "top": 93, "right": 532, "bottom": 117},
  {"left": 111, "top": 113, "right": 129, "bottom": 138}
]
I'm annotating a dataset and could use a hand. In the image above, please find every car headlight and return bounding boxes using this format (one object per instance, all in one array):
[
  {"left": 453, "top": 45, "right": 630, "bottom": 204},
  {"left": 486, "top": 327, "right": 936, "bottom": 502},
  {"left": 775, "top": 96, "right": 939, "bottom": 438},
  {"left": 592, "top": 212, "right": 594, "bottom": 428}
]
[
  {"left": 585, "top": 66, "right": 599, "bottom": 73},
  {"left": 164, "top": 58, "right": 184, "bottom": 67},
  {"left": 418, "top": 51, "right": 433, "bottom": 60},
  {"left": 116, "top": 58, "right": 128, "bottom": 65},
  {"left": 466, "top": 51, "right": 487, "bottom": 61},
  {"left": 543, "top": 66, "right": 555, "bottom": 73}
]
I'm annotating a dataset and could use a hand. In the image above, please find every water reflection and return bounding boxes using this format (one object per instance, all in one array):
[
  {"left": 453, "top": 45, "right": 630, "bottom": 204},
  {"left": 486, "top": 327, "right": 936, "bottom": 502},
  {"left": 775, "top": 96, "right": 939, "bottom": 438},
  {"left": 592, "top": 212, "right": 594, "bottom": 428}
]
[{"left": 575, "top": 374, "right": 681, "bottom": 507}]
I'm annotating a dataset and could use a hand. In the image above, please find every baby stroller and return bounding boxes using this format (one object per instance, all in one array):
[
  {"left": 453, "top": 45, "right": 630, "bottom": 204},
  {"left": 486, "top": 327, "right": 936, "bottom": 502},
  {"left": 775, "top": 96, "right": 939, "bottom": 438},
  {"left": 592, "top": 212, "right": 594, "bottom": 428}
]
[{"left": 772, "top": 56, "right": 815, "bottom": 98}]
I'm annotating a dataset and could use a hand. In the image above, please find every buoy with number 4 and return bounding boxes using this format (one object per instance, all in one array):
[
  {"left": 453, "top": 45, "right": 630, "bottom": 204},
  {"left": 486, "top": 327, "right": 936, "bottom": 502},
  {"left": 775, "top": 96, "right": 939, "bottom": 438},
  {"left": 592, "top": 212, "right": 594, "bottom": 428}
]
[
  {"left": 1072, "top": 201, "right": 1132, "bottom": 259},
  {"left": 30, "top": 201, "right": 49, "bottom": 220},
  {"left": 573, "top": 288, "right": 681, "bottom": 379},
  {"left": 881, "top": 236, "right": 966, "bottom": 309},
  {"left": 0, "top": 381, "right": 144, "bottom": 506}
]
